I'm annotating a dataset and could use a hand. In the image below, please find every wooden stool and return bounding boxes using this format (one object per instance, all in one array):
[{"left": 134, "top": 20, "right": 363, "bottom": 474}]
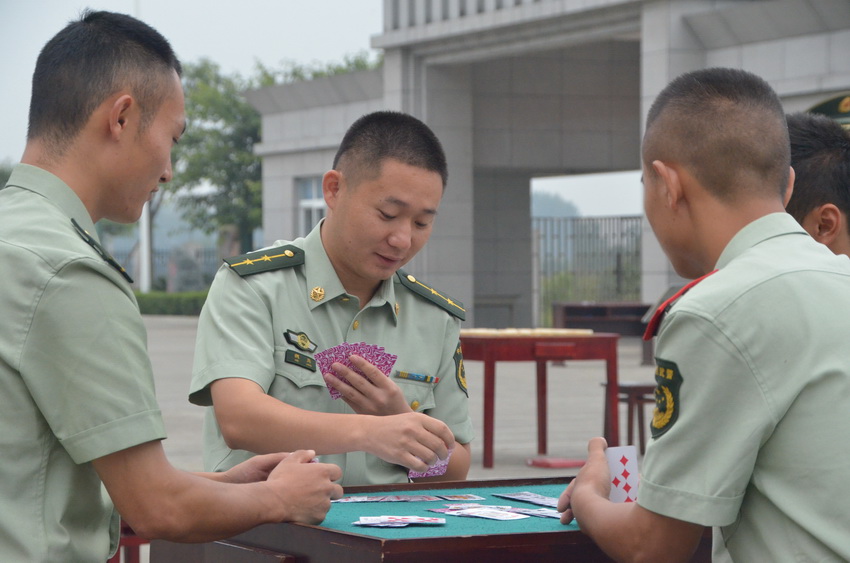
[{"left": 602, "top": 382, "right": 656, "bottom": 454}]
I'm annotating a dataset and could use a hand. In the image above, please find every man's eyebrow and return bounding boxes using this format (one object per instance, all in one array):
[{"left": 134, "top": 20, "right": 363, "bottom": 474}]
[{"left": 384, "top": 196, "right": 438, "bottom": 215}]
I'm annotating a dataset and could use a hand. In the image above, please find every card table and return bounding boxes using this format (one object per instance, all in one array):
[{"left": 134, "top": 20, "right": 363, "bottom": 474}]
[
  {"left": 151, "top": 477, "right": 711, "bottom": 562},
  {"left": 459, "top": 328, "right": 621, "bottom": 467}
]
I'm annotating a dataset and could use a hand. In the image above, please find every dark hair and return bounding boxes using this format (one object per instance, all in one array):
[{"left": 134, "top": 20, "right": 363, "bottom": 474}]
[
  {"left": 643, "top": 67, "right": 790, "bottom": 201},
  {"left": 28, "top": 9, "right": 182, "bottom": 156},
  {"left": 785, "top": 112, "right": 850, "bottom": 223},
  {"left": 332, "top": 111, "right": 448, "bottom": 188}
]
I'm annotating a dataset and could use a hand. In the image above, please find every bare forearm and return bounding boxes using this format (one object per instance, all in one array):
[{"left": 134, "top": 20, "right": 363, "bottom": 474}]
[
  {"left": 572, "top": 490, "right": 702, "bottom": 563},
  {"left": 218, "top": 397, "right": 372, "bottom": 455}
]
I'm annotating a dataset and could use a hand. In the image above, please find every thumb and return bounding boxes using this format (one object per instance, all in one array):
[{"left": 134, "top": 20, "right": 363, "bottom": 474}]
[{"left": 587, "top": 436, "right": 608, "bottom": 458}]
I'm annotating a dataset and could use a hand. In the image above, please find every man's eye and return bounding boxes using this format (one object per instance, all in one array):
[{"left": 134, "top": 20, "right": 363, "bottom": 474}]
[{"left": 380, "top": 211, "right": 395, "bottom": 220}]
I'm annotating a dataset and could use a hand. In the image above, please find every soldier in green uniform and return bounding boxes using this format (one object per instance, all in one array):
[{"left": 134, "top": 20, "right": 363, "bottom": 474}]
[
  {"left": 785, "top": 111, "right": 850, "bottom": 258},
  {"left": 190, "top": 111, "right": 474, "bottom": 486},
  {"left": 190, "top": 112, "right": 472, "bottom": 485},
  {"left": 558, "top": 68, "right": 850, "bottom": 561},
  {"left": 0, "top": 11, "right": 343, "bottom": 562}
]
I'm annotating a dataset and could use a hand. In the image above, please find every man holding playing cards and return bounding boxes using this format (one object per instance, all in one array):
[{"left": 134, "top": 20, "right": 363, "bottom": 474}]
[
  {"left": 190, "top": 111, "right": 473, "bottom": 486},
  {"left": 558, "top": 68, "right": 850, "bottom": 562}
]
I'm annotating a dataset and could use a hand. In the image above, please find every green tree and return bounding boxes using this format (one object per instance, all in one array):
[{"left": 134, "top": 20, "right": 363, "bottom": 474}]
[
  {"left": 167, "top": 52, "right": 383, "bottom": 254},
  {"left": 168, "top": 59, "right": 262, "bottom": 253}
]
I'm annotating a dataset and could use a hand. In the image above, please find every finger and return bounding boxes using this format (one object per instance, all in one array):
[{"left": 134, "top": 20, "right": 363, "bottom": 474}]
[
  {"left": 588, "top": 436, "right": 608, "bottom": 456},
  {"left": 560, "top": 508, "right": 575, "bottom": 525},
  {"left": 422, "top": 417, "right": 455, "bottom": 456},
  {"left": 346, "top": 355, "right": 377, "bottom": 383},
  {"left": 556, "top": 481, "right": 574, "bottom": 513},
  {"left": 283, "top": 449, "right": 317, "bottom": 464}
]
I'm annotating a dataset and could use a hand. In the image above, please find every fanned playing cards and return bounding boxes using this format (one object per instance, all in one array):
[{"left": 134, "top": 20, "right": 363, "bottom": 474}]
[{"left": 315, "top": 342, "right": 398, "bottom": 399}]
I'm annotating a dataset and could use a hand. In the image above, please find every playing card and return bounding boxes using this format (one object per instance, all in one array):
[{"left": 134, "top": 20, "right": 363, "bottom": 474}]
[
  {"left": 436, "top": 493, "right": 486, "bottom": 501},
  {"left": 491, "top": 491, "right": 559, "bottom": 508},
  {"left": 316, "top": 342, "right": 398, "bottom": 399},
  {"left": 353, "top": 515, "right": 445, "bottom": 527},
  {"left": 452, "top": 507, "right": 530, "bottom": 520},
  {"left": 408, "top": 445, "right": 454, "bottom": 479},
  {"left": 605, "top": 445, "right": 639, "bottom": 503},
  {"left": 505, "top": 507, "right": 562, "bottom": 519}
]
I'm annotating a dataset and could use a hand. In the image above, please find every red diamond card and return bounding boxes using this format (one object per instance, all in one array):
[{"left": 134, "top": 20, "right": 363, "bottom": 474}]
[{"left": 605, "top": 445, "right": 639, "bottom": 503}]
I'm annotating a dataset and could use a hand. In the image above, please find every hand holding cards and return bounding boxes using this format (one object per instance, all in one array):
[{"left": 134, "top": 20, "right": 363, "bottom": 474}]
[
  {"left": 605, "top": 445, "right": 639, "bottom": 503},
  {"left": 315, "top": 342, "right": 398, "bottom": 399}
]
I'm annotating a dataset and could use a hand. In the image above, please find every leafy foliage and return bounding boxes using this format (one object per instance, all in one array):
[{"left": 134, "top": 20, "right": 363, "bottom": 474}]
[
  {"left": 167, "top": 59, "right": 262, "bottom": 253},
  {"left": 166, "top": 52, "right": 383, "bottom": 253}
]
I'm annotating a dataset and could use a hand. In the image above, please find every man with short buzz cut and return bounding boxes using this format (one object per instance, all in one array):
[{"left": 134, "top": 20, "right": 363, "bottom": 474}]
[
  {"left": 190, "top": 110, "right": 474, "bottom": 486},
  {"left": 0, "top": 10, "right": 341, "bottom": 561},
  {"left": 558, "top": 68, "right": 850, "bottom": 562},
  {"left": 785, "top": 111, "right": 850, "bottom": 257}
]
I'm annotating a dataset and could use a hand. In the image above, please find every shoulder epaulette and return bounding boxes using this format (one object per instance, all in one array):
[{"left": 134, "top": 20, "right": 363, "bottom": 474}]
[
  {"left": 224, "top": 245, "right": 304, "bottom": 277},
  {"left": 396, "top": 269, "right": 466, "bottom": 321},
  {"left": 71, "top": 218, "right": 134, "bottom": 283}
]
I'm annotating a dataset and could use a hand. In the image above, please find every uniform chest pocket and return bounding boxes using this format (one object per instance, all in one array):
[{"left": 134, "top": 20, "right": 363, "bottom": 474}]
[
  {"left": 394, "top": 376, "right": 437, "bottom": 412},
  {"left": 272, "top": 347, "right": 324, "bottom": 388}
]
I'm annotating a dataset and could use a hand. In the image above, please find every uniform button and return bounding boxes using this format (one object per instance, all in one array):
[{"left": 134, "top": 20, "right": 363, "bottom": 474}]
[
  {"left": 410, "top": 400, "right": 420, "bottom": 410},
  {"left": 353, "top": 320, "right": 360, "bottom": 330}
]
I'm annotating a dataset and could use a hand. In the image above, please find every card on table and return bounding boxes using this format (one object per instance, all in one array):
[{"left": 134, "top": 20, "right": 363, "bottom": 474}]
[
  {"left": 315, "top": 342, "right": 398, "bottom": 399},
  {"left": 605, "top": 445, "right": 639, "bottom": 503},
  {"left": 353, "top": 515, "right": 445, "bottom": 527},
  {"left": 492, "top": 491, "right": 560, "bottom": 508}
]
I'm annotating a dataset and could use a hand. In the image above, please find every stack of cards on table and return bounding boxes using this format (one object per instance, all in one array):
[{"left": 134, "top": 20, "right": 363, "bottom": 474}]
[
  {"left": 605, "top": 445, "right": 639, "bottom": 503},
  {"left": 315, "top": 342, "right": 397, "bottom": 399},
  {"left": 353, "top": 515, "right": 445, "bottom": 527},
  {"left": 429, "top": 503, "right": 560, "bottom": 520}
]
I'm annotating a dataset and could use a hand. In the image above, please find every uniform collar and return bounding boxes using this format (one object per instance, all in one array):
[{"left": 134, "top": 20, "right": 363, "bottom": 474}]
[
  {"left": 716, "top": 212, "right": 808, "bottom": 269},
  {"left": 6, "top": 163, "right": 98, "bottom": 240},
  {"left": 303, "top": 221, "right": 398, "bottom": 321}
]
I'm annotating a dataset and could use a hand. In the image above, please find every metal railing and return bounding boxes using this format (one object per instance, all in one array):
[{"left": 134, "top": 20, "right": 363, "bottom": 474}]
[{"left": 533, "top": 215, "right": 642, "bottom": 326}]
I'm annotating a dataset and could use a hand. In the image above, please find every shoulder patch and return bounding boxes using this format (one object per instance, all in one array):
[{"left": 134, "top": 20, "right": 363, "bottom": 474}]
[
  {"left": 651, "top": 358, "right": 683, "bottom": 439},
  {"left": 396, "top": 269, "right": 466, "bottom": 320},
  {"left": 224, "top": 245, "right": 304, "bottom": 277},
  {"left": 454, "top": 340, "right": 467, "bottom": 396}
]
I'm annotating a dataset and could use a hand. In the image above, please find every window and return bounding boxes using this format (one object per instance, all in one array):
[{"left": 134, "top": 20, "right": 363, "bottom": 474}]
[{"left": 296, "top": 176, "right": 326, "bottom": 237}]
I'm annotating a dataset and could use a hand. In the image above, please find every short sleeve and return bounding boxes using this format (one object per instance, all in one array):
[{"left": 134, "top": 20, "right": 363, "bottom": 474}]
[
  {"left": 425, "top": 316, "right": 475, "bottom": 445},
  {"left": 21, "top": 258, "right": 165, "bottom": 464},
  {"left": 637, "top": 310, "right": 773, "bottom": 527},
  {"left": 189, "top": 266, "right": 276, "bottom": 406}
]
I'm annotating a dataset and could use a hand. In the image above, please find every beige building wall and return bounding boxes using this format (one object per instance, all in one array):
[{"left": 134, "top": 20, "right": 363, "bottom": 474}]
[{"left": 248, "top": 0, "right": 850, "bottom": 326}]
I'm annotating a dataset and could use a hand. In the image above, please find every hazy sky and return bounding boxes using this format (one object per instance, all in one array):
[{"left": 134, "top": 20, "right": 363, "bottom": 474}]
[
  {"left": 1, "top": 0, "right": 642, "bottom": 216},
  {"left": 0, "top": 0, "right": 383, "bottom": 163}
]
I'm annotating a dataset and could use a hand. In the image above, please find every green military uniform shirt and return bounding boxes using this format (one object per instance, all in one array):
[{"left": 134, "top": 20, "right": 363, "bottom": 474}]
[
  {"left": 0, "top": 165, "right": 166, "bottom": 561},
  {"left": 190, "top": 222, "right": 474, "bottom": 486},
  {"left": 638, "top": 213, "right": 850, "bottom": 561}
]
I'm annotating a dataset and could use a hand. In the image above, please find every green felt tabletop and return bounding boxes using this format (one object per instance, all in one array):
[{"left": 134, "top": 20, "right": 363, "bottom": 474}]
[{"left": 321, "top": 483, "right": 580, "bottom": 539}]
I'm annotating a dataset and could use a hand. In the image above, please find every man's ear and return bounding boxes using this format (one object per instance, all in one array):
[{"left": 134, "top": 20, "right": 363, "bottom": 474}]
[
  {"left": 805, "top": 203, "right": 843, "bottom": 246},
  {"left": 651, "top": 160, "right": 684, "bottom": 210},
  {"left": 108, "top": 94, "right": 134, "bottom": 139},
  {"left": 322, "top": 170, "right": 343, "bottom": 210}
]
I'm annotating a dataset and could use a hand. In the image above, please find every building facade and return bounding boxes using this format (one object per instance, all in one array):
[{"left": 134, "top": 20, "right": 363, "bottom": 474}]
[{"left": 247, "top": 0, "right": 850, "bottom": 327}]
